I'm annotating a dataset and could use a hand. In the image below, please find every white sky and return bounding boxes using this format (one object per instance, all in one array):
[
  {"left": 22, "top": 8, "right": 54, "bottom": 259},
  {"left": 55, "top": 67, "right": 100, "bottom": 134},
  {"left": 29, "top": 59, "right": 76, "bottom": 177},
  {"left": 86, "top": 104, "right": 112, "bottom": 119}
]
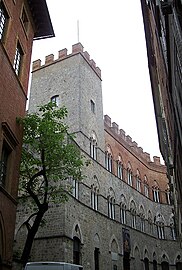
[{"left": 31, "top": 0, "right": 163, "bottom": 161}]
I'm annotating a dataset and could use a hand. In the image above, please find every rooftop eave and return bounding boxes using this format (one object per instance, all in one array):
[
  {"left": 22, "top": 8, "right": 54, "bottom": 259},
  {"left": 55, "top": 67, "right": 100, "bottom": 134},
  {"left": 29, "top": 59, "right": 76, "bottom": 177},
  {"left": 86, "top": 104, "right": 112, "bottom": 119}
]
[{"left": 27, "top": 0, "right": 55, "bottom": 40}]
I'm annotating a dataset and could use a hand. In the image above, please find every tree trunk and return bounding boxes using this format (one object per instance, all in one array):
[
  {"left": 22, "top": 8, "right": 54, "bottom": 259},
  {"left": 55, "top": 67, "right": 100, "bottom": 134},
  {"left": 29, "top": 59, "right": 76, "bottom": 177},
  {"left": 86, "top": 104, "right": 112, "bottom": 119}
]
[{"left": 21, "top": 202, "right": 48, "bottom": 266}]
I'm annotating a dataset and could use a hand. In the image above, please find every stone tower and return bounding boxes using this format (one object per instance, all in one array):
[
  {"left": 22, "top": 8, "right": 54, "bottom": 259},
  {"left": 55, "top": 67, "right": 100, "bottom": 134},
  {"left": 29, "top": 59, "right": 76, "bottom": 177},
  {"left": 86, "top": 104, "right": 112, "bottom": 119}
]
[{"left": 29, "top": 43, "right": 105, "bottom": 164}]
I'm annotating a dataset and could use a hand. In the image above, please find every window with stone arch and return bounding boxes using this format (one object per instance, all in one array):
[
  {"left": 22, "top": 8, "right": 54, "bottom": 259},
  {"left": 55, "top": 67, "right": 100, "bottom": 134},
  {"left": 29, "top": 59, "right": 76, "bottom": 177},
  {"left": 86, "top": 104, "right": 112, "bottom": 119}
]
[
  {"left": 108, "top": 188, "right": 115, "bottom": 220},
  {"left": 105, "top": 145, "right": 113, "bottom": 173},
  {"left": 148, "top": 210, "right": 153, "bottom": 235},
  {"left": 91, "top": 175, "right": 99, "bottom": 211},
  {"left": 130, "top": 200, "right": 137, "bottom": 229},
  {"left": 136, "top": 169, "right": 141, "bottom": 192},
  {"left": 165, "top": 184, "right": 171, "bottom": 205},
  {"left": 144, "top": 175, "right": 149, "bottom": 198},
  {"left": 117, "top": 154, "right": 123, "bottom": 180},
  {"left": 127, "top": 162, "right": 133, "bottom": 186},
  {"left": 120, "top": 194, "right": 127, "bottom": 224},
  {"left": 155, "top": 213, "right": 165, "bottom": 239},
  {"left": 169, "top": 213, "right": 176, "bottom": 240},
  {"left": 175, "top": 255, "right": 182, "bottom": 270},
  {"left": 90, "top": 131, "right": 97, "bottom": 160},
  {"left": 139, "top": 205, "right": 145, "bottom": 232},
  {"left": 72, "top": 224, "right": 82, "bottom": 265},
  {"left": 152, "top": 180, "right": 160, "bottom": 203}
]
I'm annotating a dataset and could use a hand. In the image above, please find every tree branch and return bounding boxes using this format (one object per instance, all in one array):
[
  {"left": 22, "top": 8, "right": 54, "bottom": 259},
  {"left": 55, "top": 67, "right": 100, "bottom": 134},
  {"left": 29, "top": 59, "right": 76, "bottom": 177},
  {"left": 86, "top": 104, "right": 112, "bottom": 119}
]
[{"left": 27, "top": 170, "right": 44, "bottom": 208}]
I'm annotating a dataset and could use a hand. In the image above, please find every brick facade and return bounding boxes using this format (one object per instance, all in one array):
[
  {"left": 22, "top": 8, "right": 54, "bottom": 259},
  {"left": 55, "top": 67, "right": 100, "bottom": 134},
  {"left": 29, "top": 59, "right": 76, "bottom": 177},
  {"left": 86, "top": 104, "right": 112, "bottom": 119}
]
[{"left": 0, "top": 1, "right": 54, "bottom": 269}]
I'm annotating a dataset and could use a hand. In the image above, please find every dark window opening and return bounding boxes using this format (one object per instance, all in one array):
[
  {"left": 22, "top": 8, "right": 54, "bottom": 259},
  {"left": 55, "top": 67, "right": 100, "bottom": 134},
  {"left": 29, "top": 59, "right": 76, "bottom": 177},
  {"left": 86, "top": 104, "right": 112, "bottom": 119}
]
[
  {"left": 51, "top": 95, "right": 59, "bottom": 106},
  {"left": 144, "top": 258, "right": 149, "bottom": 270},
  {"left": 73, "top": 237, "right": 81, "bottom": 265},
  {"left": 123, "top": 252, "right": 130, "bottom": 270},
  {"left": 153, "top": 260, "right": 157, "bottom": 270},
  {"left": 0, "top": 1, "right": 8, "bottom": 40},
  {"left": 176, "top": 262, "right": 182, "bottom": 270},
  {"left": 21, "top": 7, "right": 28, "bottom": 32},
  {"left": 94, "top": 248, "right": 99, "bottom": 270},
  {"left": 161, "top": 261, "right": 169, "bottom": 270},
  {"left": 0, "top": 141, "right": 11, "bottom": 187},
  {"left": 91, "top": 100, "right": 95, "bottom": 113}
]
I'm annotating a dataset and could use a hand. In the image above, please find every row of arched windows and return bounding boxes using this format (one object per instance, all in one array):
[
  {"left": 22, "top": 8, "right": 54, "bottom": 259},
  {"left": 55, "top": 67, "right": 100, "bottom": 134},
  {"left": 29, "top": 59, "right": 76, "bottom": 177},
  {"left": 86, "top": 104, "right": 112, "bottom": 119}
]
[
  {"left": 90, "top": 134, "right": 170, "bottom": 203},
  {"left": 89, "top": 136, "right": 170, "bottom": 204},
  {"left": 71, "top": 176, "right": 176, "bottom": 240}
]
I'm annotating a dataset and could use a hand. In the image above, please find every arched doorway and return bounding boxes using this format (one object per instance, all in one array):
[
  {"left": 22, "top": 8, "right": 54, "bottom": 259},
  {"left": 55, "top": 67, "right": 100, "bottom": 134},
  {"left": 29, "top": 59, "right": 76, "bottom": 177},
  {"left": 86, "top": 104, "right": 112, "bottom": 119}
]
[
  {"left": 123, "top": 252, "right": 130, "bottom": 270},
  {"left": 161, "top": 261, "right": 169, "bottom": 270},
  {"left": 153, "top": 260, "right": 157, "bottom": 270},
  {"left": 144, "top": 257, "right": 149, "bottom": 270},
  {"left": 176, "top": 262, "right": 182, "bottom": 270}
]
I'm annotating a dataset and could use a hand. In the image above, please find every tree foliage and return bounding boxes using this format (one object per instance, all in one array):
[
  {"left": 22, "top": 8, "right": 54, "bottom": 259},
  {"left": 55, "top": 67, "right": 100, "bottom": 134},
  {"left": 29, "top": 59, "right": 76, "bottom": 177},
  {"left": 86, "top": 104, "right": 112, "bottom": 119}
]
[{"left": 16, "top": 102, "right": 84, "bottom": 264}]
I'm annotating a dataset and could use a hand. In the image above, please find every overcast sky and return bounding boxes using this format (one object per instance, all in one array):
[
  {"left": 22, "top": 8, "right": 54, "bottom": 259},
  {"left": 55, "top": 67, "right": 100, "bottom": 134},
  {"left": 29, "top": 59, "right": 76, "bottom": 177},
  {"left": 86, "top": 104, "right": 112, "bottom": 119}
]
[{"left": 31, "top": 0, "right": 163, "bottom": 161}]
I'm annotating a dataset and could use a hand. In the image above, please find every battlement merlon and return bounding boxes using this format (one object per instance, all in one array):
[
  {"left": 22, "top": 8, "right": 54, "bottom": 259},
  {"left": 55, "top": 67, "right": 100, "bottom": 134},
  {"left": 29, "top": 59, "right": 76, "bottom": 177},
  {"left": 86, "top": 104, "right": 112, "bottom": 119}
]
[
  {"left": 104, "top": 114, "right": 163, "bottom": 166},
  {"left": 32, "top": 42, "right": 102, "bottom": 79}
]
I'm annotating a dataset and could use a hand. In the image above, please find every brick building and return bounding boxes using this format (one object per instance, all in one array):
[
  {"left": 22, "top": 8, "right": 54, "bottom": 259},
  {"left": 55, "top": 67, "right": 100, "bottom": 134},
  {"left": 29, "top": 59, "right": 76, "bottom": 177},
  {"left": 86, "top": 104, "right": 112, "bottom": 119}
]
[
  {"left": 140, "top": 0, "right": 182, "bottom": 244},
  {"left": 15, "top": 43, "right": 182, "bottom": 269},
  {"left": 0, "top": 0, "right": 54, "bottom": 269}
]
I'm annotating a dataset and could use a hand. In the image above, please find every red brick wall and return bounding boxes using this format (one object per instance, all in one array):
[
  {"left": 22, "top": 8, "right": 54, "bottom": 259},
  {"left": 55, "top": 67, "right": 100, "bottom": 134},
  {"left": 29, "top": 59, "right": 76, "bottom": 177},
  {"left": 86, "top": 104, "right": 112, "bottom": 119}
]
[{"left": 104, "top": 123, "right": 168, "bottom": 204}]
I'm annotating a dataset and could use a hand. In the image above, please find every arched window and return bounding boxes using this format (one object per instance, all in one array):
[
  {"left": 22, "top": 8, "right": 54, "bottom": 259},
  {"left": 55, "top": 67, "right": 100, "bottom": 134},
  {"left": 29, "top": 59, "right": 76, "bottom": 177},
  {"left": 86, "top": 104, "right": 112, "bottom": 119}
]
[
  {"left": 120, "top": 203, "right": 126, "bottom": 224},
  {"left": 72, "top": 178, "right": 79, "bottom": 199},
  {"left": 169, "top": 214, "right": 176, "bottom": 240},
  {"left": 91, "top": 184, "right": 99, "bottom": 211},
  {"left": 117, "top": 155, "right": 123, "bottom": 179},
  {"left": 165, "top": 185, "right": 171, "bottom": 204},
  {"left": 136, "top": 169, "right": 141, "bottom": 192},
  {"left": 108, "top": 196, "right": 115, "bottom": 220},
  {"left": 144, "top": 258, "right": 149, "bottom": 270},
  {"left": 130, "top": 201, "right": 136, "bottom": 229},
  {"left": 153, "top": 180, "right": 160, "bottom": 202},
  {"left": 139, "top": 206, "right": 145, "bottom": 232},
  {"left": 51, "top": 95, "right": 60, "bottom": 106},
  {"left": 90, "top": 132, "right": 97, "bottom": 160},
  {"left": 73, "top": 236, "right": 81, "bottom": 265},
  {"left": 105, "top": 146, "right": 113, "bottom": 172},
  {"left": 155, "top": 214, "right": 165, "bottom": 239},
  {"left": 144, "top": 175, "right": 149, "bottom": 198},
  {"left": 148, "top": 210, "right": 153, "bottom": 234},
  {"left": 127, "top": 162, "right": 133, "bottom": 186}
]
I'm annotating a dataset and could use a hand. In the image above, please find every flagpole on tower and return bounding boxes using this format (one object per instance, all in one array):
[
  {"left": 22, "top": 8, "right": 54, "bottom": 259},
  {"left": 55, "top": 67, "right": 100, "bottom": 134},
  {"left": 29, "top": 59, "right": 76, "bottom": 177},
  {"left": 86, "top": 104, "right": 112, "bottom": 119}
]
[{"left": 77, "top": 20, "right": 80, "bottom": 43}]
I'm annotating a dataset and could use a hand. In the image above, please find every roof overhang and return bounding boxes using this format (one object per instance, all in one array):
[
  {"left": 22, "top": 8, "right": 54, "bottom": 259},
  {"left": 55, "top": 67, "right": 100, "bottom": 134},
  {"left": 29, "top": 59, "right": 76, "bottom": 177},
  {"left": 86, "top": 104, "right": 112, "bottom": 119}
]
[{"left": 27, "top": 0, "right": 55, "bottom": 40}]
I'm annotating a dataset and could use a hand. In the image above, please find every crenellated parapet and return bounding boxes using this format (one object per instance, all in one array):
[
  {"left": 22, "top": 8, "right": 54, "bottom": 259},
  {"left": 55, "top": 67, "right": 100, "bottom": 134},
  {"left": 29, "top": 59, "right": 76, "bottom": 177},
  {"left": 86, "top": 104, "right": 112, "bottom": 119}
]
[
  {"left": 104, "top": 114, "right": 163, "bottom": 166},
  {"left": 32, "top": 42, "right": 101, "bottom": 79}
]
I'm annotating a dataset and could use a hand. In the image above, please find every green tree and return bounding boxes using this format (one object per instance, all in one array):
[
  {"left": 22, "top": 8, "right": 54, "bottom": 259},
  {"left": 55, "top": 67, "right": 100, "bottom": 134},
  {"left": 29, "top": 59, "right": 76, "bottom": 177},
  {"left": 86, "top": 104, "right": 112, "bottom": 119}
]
[{"left": 17, "top": 102, "right": 84, "bottom": 265}]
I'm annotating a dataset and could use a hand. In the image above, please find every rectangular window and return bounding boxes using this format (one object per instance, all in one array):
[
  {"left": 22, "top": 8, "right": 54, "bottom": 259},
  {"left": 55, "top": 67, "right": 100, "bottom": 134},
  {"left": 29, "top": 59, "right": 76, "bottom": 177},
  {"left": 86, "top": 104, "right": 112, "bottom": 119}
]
[
  {"left": 94, "top": 248, "right": 100, "bottom": 270},
  {"left": 153, "top": 189, "right": 160, "bottom": 203},
  {"left": 91, "top": 190, "right": 98, "bottom": 211},
  {"left": 13, "top": 43, "right": 23, "bottom": 76},
  {"left": 21, "top": 7, "right": 28, "bottom": 32},
  {"left": 136, "top": 178, "right": 141, "bottom": 192},
  {"left": 91, "top": 100, "right": 95, "bottom": 113},
  {"left": 108, "top": 199, "right": 115, "bottom": 219},
  {"left": 144, "top": 185, "right": 149, "bottom": 197},
  {"left": 0, "top": 141, "right": 11, "bottom": 187},
  {"left": 117, "top": 162, "right": 123, "bottom": 179},
  {"left": 0, "top": 1, "right": 8, "bottom": 40},
  {"left": 72, "top": 179, "right": 79, "bottom": 199},
  {"left": 120, "top": 207, "right": 126, "bottom": 224}
]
